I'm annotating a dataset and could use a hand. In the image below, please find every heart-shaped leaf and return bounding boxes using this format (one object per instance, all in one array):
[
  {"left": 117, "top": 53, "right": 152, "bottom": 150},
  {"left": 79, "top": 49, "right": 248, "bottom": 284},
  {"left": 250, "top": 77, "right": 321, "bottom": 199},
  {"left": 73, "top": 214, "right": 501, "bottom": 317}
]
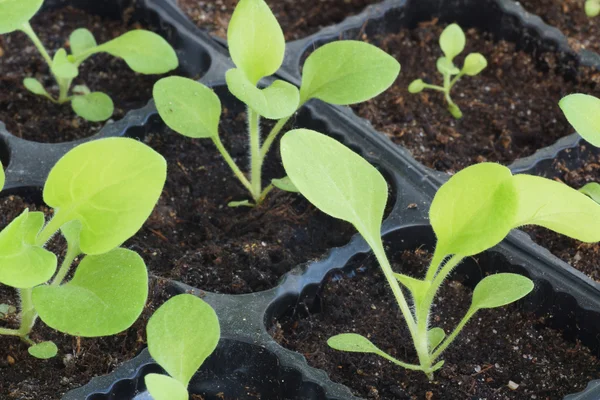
[
  {"left": 70, "top": 28, "right": 97, "bottom": 56},
  {"left": 0, "top": 0, "right": 43, "bottom": 34},
  {"left": 145, "top": 374, "right": 188, "bottom": 400},
  {"left": 71, "top": 92, "right": 114, "bottom": 122},
  {"left": 559, "top": 94, "right": 600, "bottom": 147},
  {"left": 32, "top": 248, "right": 148, "bottom": 337},
  {"left": 471, "top": 273, "right": 533, "bottom": 310},
  {"left": 28, "top": 341, "right": 58, "bottom": 359},
  {"left": 439, "top": 23, "right": 465, "bottom": 61},
  {"left": 51, "top": 49, "right": 78, "bottom": 79}
]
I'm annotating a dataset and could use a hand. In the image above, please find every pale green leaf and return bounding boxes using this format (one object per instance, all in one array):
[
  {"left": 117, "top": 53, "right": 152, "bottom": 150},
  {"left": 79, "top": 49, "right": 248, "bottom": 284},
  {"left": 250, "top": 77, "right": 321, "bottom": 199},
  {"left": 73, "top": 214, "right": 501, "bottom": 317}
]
[
  {"left": 71, "top": 92, "right": 114, "bottom": 122},
  {"left": 408, "top": 79, "right": 425, "bottom": 94},
  {"left": 23, "top": 78, "right": 50, "bottom": 97},
  {"left": 61, "top": 220, "right": 82, "bottom": 255},
  {"left": 145, "top": 374, "right": 188, "bottom": 400},
  {"left": 147, "top": 294, "right": 220, "bottom": 386},
  {"left": 0, "top": 210, "right": 57, "bottom": 289},
  {"left": 327, "top": 333, "right": 381, "bottom": 354},
  {"left": 439, "top": 23, "right": 465, "bottom": 61},
  {"left": 228, "top": 0, "right": 284, "bottom": 84},
  {"left": 28, "top": 341, "right": 58, "bottom": 359},
  {"left": 228, "top": 200, "right": 253, "bottom": 208},
  {"left": 271, "top": 176, "right": 299, "bottom": 193},
  {"left": 154, "top": 77, "right": 221, "bottom": 139},
  {"left": 579, "top": 182, "right": 600, "bottom": 204},
  {"left": 436, "top": 57, "right": 460, "bottom": 75},
  {"left": 462, "top": 53, "right": 487, "bottom": 76},
  {"left": 96, "top": 30, "right": 178, "bottom": 74},
  {"left": 428, "top": 328, "right": 445, "bottom": 351},
  {"left": 72, "top": 85, "right": 91, "bottom": 95},
  {"left": 32, "top": 248, "right": 148, "bottom": 336},
  {"left": 430, "top": 163, "right": 518, "bottom": 257},
  {"left": 226, "top": 69, "right": 299, "bottom": 119},
  {"left": 586, "top": 0, "right": 600, "bottom": 17},
  {"left": 559, "top": 94, "right": 600, "bottom": 147},
  {"left": 280, "top": 129, "right": 388, "bottom": 242},
  {"left": 299, "top": 41, "right": 400, "bottom": 105},
  {"left": 512, "top": 174, "right": 600, "bottom": 242},
  {"left": 471, "top": 273, "right": 533, "bottom": 310},
  {"left": 0, "top": 0, "right": 43, "bottom": 34},
  {"left": 51, "top": 49, "right": 78, "bottom": 79},
  {"left": 43, "top": 137, "right": 167, "bottom": 255},
  {"left": 70, "top": 28, "right": 97, "bottom": 56},
  {"left": 394, "top": 273, "right": 430, "bottom": 303}
]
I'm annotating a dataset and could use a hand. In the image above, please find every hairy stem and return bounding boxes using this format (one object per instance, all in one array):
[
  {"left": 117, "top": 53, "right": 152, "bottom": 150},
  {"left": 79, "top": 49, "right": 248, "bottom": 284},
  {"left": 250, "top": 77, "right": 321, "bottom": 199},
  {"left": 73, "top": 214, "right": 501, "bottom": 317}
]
[
  {"left": 17, "top": 289, "right": 38, "bottom": 339},
  {"left": 248, "top": 108, "right": 262, "bottom": 202},
  {"left": 51, "top": 244, "right": 81, "bottom": 286},
  {"left": 260, "top": 116, "right": 291, "bottom": 159},
  {"left": 20, "top": 22, "right": 53, "bottom": 66},
  {"left": 432, "top": 309, "right": 476, "bottom": 360},
  {"left": 211, "top": 135, "right": 253, "bottom": 195}
]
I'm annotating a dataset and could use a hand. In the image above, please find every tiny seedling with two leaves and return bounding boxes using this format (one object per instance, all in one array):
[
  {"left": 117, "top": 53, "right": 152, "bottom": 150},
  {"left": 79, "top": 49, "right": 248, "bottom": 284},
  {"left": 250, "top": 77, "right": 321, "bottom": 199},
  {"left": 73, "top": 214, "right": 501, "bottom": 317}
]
[
  {"left": 0, "top": 0, "right": 178, "bottom": 122},
  {"left": 280, "top": 129, "right": 600, "bottom": 378},
  {"left": 153, "top": 0, "right": 400, "bottom": 207},
  {"left": 0, "top": 138, "right": 166, "bottom": 359},
  {"left": 409, "top": 23, "right": 487, "bottom": 119}
]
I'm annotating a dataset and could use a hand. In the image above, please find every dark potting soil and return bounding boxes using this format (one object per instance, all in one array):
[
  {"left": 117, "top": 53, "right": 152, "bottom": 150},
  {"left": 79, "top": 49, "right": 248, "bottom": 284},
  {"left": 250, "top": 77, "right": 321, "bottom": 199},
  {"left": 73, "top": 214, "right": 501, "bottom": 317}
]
[
  {"left": 517, "top": 0, "right": 600, "bottom": 55},
  {"left": 353, "top": 21, "right": 600, "bottom": 173},
  {"left": 271, "top": 248, "right": 600, "bottom": 399},
  {"left": 177, "top": 0, "right": 383, "bottom": 41},
  {"left": 126, "top": 108, "right": 363, "bottom": 294},
  {"left": 0, "top": 6, "right": 179, "bottom": 144}
]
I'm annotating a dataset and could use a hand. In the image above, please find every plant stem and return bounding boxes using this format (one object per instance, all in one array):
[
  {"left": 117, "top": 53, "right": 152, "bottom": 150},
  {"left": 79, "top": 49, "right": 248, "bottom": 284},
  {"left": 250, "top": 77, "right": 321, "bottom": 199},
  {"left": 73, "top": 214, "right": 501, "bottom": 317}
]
[
  {"left": 36, "top": 213, "right": 67, "bottom": 247},
  {"left": 421, "top": 83, "right": 446, "bottom": 92},
  {"left": 21, "top": 22, "right": 53, "bottom": 66},
  {"left": 17, "top": 289, "right": 38, "bottom": 340},
  {"left": 211, "top": 135, "right": 253, "bottom": 195},
  {"left": 260, "top": 116, "right": 291, "bottom": 159},
  {"left": 425, "top": 247, "right": 446, "bottom": 282},
  {"left": 248, "top": 108, "right": 262, "bottom": 202},
  {"left": 432, "top": 309, "right": 476, "bottom": 360},
  {"left": 51, "top": 244, "right": 80, "bottom": 286}
]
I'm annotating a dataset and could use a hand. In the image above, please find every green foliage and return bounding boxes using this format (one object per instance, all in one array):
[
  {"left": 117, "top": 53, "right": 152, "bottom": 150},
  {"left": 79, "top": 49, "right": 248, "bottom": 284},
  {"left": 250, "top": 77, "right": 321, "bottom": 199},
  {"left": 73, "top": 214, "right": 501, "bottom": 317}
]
[
  {"left": 559, "top": 94, "right": 600, "bottom": 147},
  {"left": 409, "top": 23, "right": 487, "bottom": 119},
  {"left": 69, "top": 28, "right": 97, "bottom": 56},
  {"left": 0, "top": 0, "right": 43, "bottom": 34},
  {"left": 586, "top": 0, "right": 600, "bottom": 17},
  {"left": 28, "top": 341, "right": 58, "bottom": 359},
  {"left": 579, "top": 182, "right": 600, "bottom": 204},
  {"left": 281, "top": 129, "right": 600, "bottom": 378},
  {"left": 71, "top": 92, "right": 114, "bottom": 122},
  {"left": 271, "top": 177, "right": 299, "bottom": 193},
  {"left": 145, "top": 374, "right": 188, "bottom": 400}
]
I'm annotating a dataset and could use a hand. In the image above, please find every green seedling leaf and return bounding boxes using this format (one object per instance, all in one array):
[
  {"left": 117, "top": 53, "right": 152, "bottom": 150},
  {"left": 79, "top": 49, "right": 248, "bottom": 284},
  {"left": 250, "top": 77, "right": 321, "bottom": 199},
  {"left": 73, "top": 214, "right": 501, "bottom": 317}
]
[
  {"left": 228, "top": 200, "right": 253, "bottom": 208},
  {"left": 145, "top": 374, "right": 188, "bottom": 400},
  {"left": 71, "top": 92, "right": 114, "bottom": 122},
  {"left": 430, "top": 163, "right": 518, "bottom": 257},
  {"left": 154, "top": 77, "right": 221, "bottom": 139},
  {"left": 559, "top": 94, "right": 600, "bottom": 147},
  {"left": 72, "top": 85, "right": 91, "bottom": 95},
  {"left": 96, "top": 30, "right": 178, "bottom": 74},
  {"left": 580, "top": 182, "right": 600, "bottom": 204},
  {"left": 28, "top": 341, "right": 58, "bottom": 359},
  {"left": 462, "top": 53, "right": 487, "bottom": 76},
  {"left": 586, "top": 0, "right": 600, "bottom": 17},
  {"left": 23, "top": 78, "right": 50, "bottom": 97},
  {"left": 471, "top": 273, "right": 534, "bottom": 310},
  {"left": 51, "top": 49, "right": 78, "bottom": 79},
  {"left": 226, "top": 69, "right": 299, "bottom": 119},
  {"left": 436, "top": 57, "right": 460, "bottom": 75},
  {"left": 281, "top": 129, "right": 388, "bottom": 242},
  {"left": 228, "top": 0, "right": 284, "bottom": 85},
  {"left": 448, "top": 103, "right": 463, "bottom": 119},
  {"left": 512, "top": 174, "right": 600, "bottom": 242},
  {"left": 0, "top": 0, "right": 43, "bottom": 34},
  {"left": 43, "top": 137, "right": 167, "bottom": 255},
  {"left": 299, "top": 40, "right": 400, "bottom": 105},
  {"left": 0, "top": 210, "right": 57, "bottom": 289},
  {"left": 147, "top": 294, "right": 220, "bottom": 386},
  {"left": 70, "top": 28, "right": 97, "bottom": 56},
  {"left": 32, "top": 248, "right": 148, "bottom": 336},
  {"left": 439, "top": 23, "right": 465, "bottom": 61},
  {"left": 408, "top": 79, "right": 425, "bottom": 94},
  {"left": 394, "top": 273, "right": 430, "bottom": 303},
  {"left": 428, "top": 328, "right": 445, "bottom": 351},
  {"left": 271, "top": 176, "right": 299, "bottom": 193},
  {"left": 328, "top": 333, "right": 381, "bottom": 354}
]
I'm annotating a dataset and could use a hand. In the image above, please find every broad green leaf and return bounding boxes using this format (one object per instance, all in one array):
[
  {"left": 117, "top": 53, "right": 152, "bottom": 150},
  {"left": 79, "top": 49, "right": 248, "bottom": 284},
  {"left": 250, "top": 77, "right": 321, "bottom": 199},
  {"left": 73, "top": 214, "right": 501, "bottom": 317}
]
[
  {"left": 147, "top": 294, "right": 220, "bottom": 386},
  {"left": 70, "top": 28, "right": 97, "bottom": 56},
  {"left": 439, "top": 23, "right": 465, "bottom": 61},
  {"left": 299, "top": 41, "right": 400, "bottom": 105},
  {"left": 95, "top": 30, "right": 178, "bottom": 74},
  {"left": 436, "top": 57, "right": 460, "bottom": 76},
  {"left": 28, "top": 341, "right": 58, "bottom": 359},
  {"left": 512, "top": 174, "right": 600, "bottom": 242},
  {"left": 408, "top": 79, "right": 425, "bottom": 94},
  {"left": 327, "top": 333, "right": 381, "bottom": 354},
  {"left": 0, "top": 210, "right": 57, "bottom": 289},
  {"left": 430, "top": 163, "right": 518, "bottom": 257},
  {"left": 462, "top": 53, "right": 487, "bottom": 76},
  {"left": 559, "top": 94, "right": 600, "bottom": 147},
  {"left": 428, "top": 328, "right": 445, "bottom": 351},
  {"left": 51, "top": 49, "right": 78, "bottom": 79},
  {"left": 579, "top": 182, "right": 600, "bottom": 204},
  {"left": 228, "top": 0, "right": 284, "bottom": 85},
  {"left": 586, "top": 0, "right": 600, "bottom": 17},
  {"left": 71, "top": 92, "right": 114, "bottom": 122},
  {"left": 23, "top": 78, "right": 50, "bottom": 97},
  {"left": 394, "top": 273, "right": 430, "bottom": 302},
  {"left": 271, "top": 176, "right": 299, "bottom": 193},
  {"left": 32, "top": 248, "right": 148, "bottom": 337},
  {"left": 280, "top": 129, "right": 387, "bottom": 242},
  {"left": 145, "top": 374, "right": 188, "bottom": 400},
  {"left": 471, "top": 273, "right": 533, "bottom": 310},
  {"left": 226, "top": 69, "right": 299, "bottom": 119},
  {"left": 43, "top": 137, "right": 166, "bottom": 255},
  {"left": 0, "top": 0, "right": 43, "bottom": 34},
  {"left": 153, "top": 77, "right": 221, "bottom": 139}
]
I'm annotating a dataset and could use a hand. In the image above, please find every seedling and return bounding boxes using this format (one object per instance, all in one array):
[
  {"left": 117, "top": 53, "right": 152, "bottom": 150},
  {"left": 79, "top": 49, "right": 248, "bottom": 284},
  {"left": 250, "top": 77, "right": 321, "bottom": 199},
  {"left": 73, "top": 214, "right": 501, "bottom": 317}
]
[
  {"left": 0, "top": 137, "right": 166, "bottom": 359},
  {"left": 153, "top": 0, "right": 400, "bottom": 207},
  {"left": 586, "top": 0, "right": 600, "bottom": 17},
  {"left": 281, "top": 129, "right": 600, "bottom": 378},
  {"left": 0, "top": 0, "right": 178, "bottom": 122},
  {"left": 144, "top": 294, "right": 220, "bottom": 400},
  {"left": 408, "top": 23, "right": 487, "bottom": 119}
]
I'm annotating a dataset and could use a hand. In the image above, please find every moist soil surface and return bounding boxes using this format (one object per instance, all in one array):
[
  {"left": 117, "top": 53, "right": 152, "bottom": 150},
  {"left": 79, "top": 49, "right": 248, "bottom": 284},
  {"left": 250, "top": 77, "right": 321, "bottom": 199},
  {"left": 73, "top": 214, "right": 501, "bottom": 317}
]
[
  {"left": 517, "top": 0, "right": 600, "bottom": 55},
  {"left": 271, "top": 248, "right": 600, "bottom": 399},
  {"left": 126, "top": 106, "right": 358, "bottom": 294},
  {"left": 177, "top": 0, "right": 383, "bottom": 41},
  {"left": 0, "top": 6, "right": 178, "bottom": 143},
  {"left": 353, "top": 20, "right": 600, "bottom": 173}
]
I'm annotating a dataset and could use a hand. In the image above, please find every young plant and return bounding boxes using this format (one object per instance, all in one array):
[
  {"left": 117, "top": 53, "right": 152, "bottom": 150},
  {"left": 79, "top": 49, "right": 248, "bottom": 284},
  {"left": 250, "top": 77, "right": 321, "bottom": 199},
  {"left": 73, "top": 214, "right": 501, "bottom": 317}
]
[
  {"left": 153, "top": 0, "right": 400, "bottom": 207},
  {"left": 408, "top": 23, "right": 487, "bottom": 119},
  {"left": 586, "top": 0, "right": 600, "bottom": 17},
  {"left": 0, "top": 137, "right": 166, "bottom": 359},
  {"left": 0, "top": 0, "right": 178, "bottom": 122},
  {"left": 144, "top": 294, "right": 220, "bottom": 400},
  {"left": 280, "top": 129, "right": 600, "bottom": 378}
]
